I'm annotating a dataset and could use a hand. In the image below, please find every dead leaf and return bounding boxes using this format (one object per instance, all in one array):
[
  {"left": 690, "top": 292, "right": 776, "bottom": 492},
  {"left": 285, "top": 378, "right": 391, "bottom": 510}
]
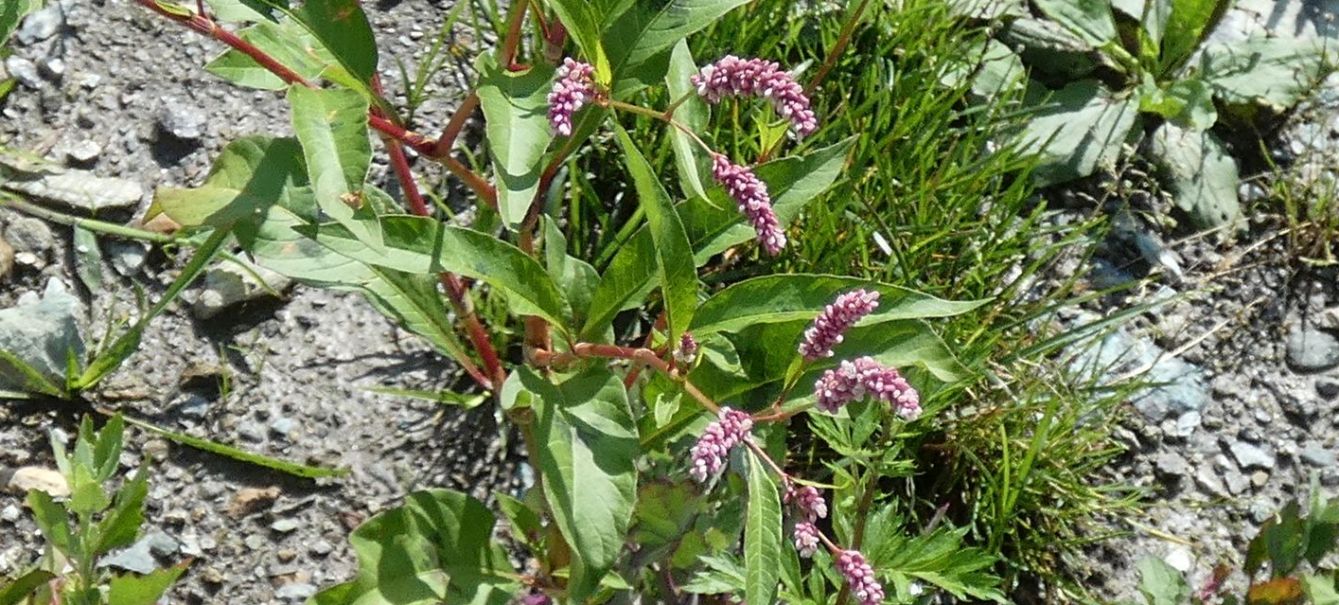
[
  {"left": 4, "top": 466, "right": 70, "bottom": 497},
  {"left": 227, "top": 486, "right": 281, "bottom": 518}
]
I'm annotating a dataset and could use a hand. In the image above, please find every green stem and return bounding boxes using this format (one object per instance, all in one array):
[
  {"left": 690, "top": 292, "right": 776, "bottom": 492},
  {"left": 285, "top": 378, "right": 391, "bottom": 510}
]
[
  {"left": 0, "top": 194, "right": 176, "bottom": 244},
  {"left": 606, "top": 99, "right": 715, "bottom": 156}
]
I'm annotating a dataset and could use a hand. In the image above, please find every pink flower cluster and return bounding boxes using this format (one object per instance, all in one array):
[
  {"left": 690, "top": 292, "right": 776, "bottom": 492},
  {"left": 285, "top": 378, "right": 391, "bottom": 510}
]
[
  {"left": 711, "top": 154, "right": 785, "bottom": 256},
  {"left": 792, "top": 521, "right": 820, "bottom": 558},
  {"left": 837, "top": 550, "right": 885, "bottom": 605},
  {"left": 691, "top": 55, "right": 818, "bottom": 137},
  {"left": 547, "top": 58, "right": 597, "bottom": 136},
  {"left": 814, "top": 356, "right": 920, "bottom": 420},
  {"left": 689, "top": 408, "right": 753, "bottom": 483},
  {"left": 674, "top": 332, "right": 699, "bottom": 367},
  {"left": 784, "top": 483, "right": 828, "bottom": 523},
  {"left": 798, "top": 289, "right": 880, "bottom": 360}
]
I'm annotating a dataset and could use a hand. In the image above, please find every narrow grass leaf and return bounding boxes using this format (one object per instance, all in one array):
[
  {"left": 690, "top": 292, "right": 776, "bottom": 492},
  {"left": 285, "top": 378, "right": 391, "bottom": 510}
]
[
  {"left": 613, "top": 125, "right": 697, "bottom": 342},
  {"left": 476, "top": 56, "right": 555, "bottom": 229},
  {"left": 120, "top": 415, "right": 347, "bottom": 479},
  {"left": 744, "top": 451, "right": 782, "bottom": 605}
]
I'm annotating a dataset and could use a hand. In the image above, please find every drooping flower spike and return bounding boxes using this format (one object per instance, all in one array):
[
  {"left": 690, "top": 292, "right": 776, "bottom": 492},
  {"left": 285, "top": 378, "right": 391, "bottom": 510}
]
[
  {"left": 836, "top": 549, "right": 885, "bottom": 605},
  {"left": 814, "top": 356, "right": 921, "bottom": 420},
  {"left": 547, "top": 58, "right": 597, "bottom": 136},
  {"left": 691, "top": 55, "right": 818, "bottom": 137},
  {"left": 792, "top": 521, "right": 821, "bottom": 558},
  {"left": 688, "top": 408, "right": 754, "bottom": 483},
  {"left": 798, "top": 289, "right": 880, "bottom": 360},
  {"left": 784, "top": 483, "right": 828, "bottom": 523},
  {"left": 711, "top": 154, "right": 786, "bottom": 255}
]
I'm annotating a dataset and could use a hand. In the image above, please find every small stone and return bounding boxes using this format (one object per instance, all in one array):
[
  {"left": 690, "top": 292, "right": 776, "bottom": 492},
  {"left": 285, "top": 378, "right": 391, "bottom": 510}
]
[
  {"left": 1250, "top": 471, "right": 1269, "bottom": 488},
  {"left": 1170, "top": 411, "right": 1201, "bottom": 438},
  {"left": 4, "top": 466, "right": 68, "bottom": 497},
  {"left": 1154, "top": 452, "right": 1190, "bottom": 479},
  {"left": 16, "top": 4, "right": 62, "bottom": 44},
  {"left": 238, "top": 421, "right": 266, "bottom": 443},
  {"left": 106, "top": 241, "right": 148, "bottom": 277},
  {"left": 1230, "top": 441, "right": 1276, "bottom": 470},
  {"left": 4, "top": 57, "right": 41, "bottom": 89},
  {"left": 270, "top": 519, "right": 300, "bottom": 533},
  {"left": 244, "top": 534, "right": 267, "bottom": 550},
  {"left": 1318, "top": 377, "right": 1339, "bottom": 400},
  {"left": 101, "top": 538, "right": 157, "bottom": 574},
  {"left": 5, "top": 217, "right": 55, "bottom": 255},
  {"left": 0, "top": 505, "right": 19, "bottom": 522},
  {"left": 309, "top": 539, "right": 333, "bottom": 556},
  {"left": 275, "top": 583, "right": 317, "bottom": 601},
  {"left": 65, "top": 140, "right": 101, "bottom": 163},
  {"left": 1224, "top": 471, "right": 1250, "bottom": 495},
  {"left": 144, "top": 530, "right": 179, "bottom": 557},
  {"left": 1302, "top": 443, "right": 1336, "bottom": 467},
  {"left": 192, "top": 259, "right": 292, "bottom": 319},
  {"left": 269, "top": 417, "right": 297, "bottom": 438},
  {"left": 1249, "top": 499, "right": 1275, "bottom": 524},
  {"left": 4, "top": 170, "right": 144, "bottom": 211},
  {"left": 37, "top": 57, "right": 64, "bottom": 80},
  {"left": 1164, "top": 546, "right": 1193, "bottom": 573},
  {"left": 1286, "top": 324, "right": 1339, "bottom": 373},
  {"left": 277, "top": 548, "right": 298, "bottom": 562},
  {"left": 201, "top": 567, "right": 225, "bottom": 585},
  {"left": 173, "top": 392, "right": 210, "bottom": 419},
  {"left": 157, "top": 101, "right": 207, "bottom": 141},
  {"left": 142, "top": 439, "right": 170, "bottom": 462},
  {"left": 227, "top": 486, "right": 281, "bottom": 518}
]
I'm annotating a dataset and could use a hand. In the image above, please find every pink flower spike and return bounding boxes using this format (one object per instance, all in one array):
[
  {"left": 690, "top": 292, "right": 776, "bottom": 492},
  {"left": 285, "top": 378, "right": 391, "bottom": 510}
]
[
  {"left": 674, "top": 332, "right": 699, "bottom": 367},
  {"left": 792, "top": 522, "right": 821, "bottom": 558},
  {"left": 691, "top": 55, "right": 818, "bottom": 137},
  {"left": 689, "top": 408, "right": 754, "bottom": 483},
  {"left": 798, "top": 289, "right": 880, "bottom": 360},
  {"left": 711, "top": 154, "right": 786, "bottom": 255},
  {"left": 836, "top": 550, "right": 885, "bottom": 605},
  {"left": 547, "top": 58, "right": 597, "bottom": 136},
  {"left": 784, "top": 483, "right": 828, "bottom": 522},
  {"left": 812, "top": 356, "right": 920, "bottom": 419}
]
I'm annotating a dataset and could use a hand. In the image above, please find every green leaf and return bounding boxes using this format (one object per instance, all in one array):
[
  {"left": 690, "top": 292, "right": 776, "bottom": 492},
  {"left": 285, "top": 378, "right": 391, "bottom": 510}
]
[
  {"left": 581, "top": 232, "right": 658, "bottom": 341},
  {"left": 107, "top": 563, "right": 189, "bottom": 605},
  {"left": 1158, "top": 0, "right": 1227, "bottom": 72},
  {"left": 520, "top": 367, "right": 638, "bottom": 601},
  {"left": 666, "top": 41, "right": 710, "bottom": 200},
  {"left": 300, "top": 215, "right": 571, "bottom": 331},
  {"left": 204, "top": 0, "right": 278, "bottom": 22},
  {"left": 0, "top": 569, "right": 55, "bottom": 605},
  {"left": 0, "top": 0, "right": 39, "bottom": 47},
  {"left": 1148, "top": 122, "right": 1240, "bottom": 229},
  {"left": 1137, "top": 557, "right": 1190, "bottom": 605},
  {"left": 311, "top": 489, "right": 516, "bottom": 605},
  {"left": 614, "top": 125, "right": 697, "bottom": 343},
  {"left": 1033, "top": 0, "right": 1116, "bottom": 46},
  {"left": 604, "top": 0, "right": 752, "bottom": 89},
  {"left": 120, "top": 414, "right": 346, "bottom": 479},
  {"left": 92, "top": 414, "right": 125, "bottom": 481},
  {"left": 690, "top": 274, "right": 985, "bottom": 336},
  {"left": 1200, "top": 35, "right": 1327, "bottom": 111},
  {"left": 205, "top": 21, "right": 330, "bottom": 90},
  {"left": 1303, "top": 574, "right": 1339, "bottom": 605},
  {"left": 153, "top": 137, "right": 308, "bottom": 229},
  {"left": 544, "top": 218, "right": 600, "bottom": 327},
  {"left": 287, "top": 85, "right": 383, "bottom": 252},
  {"left": 72, "top": 225, "right": 104, "bottom": 294},
  {"left": 1020, "top": 80, "right": 1139, "bottom": 186},
  {"left": 476, "top": 56, "right": 556, "bottom": 230},
  {"left": 548, "top": 0, "right": 612, "bottom": 82},
  {"left": 26, "top": 490, "right": 72, "bottom": 554},
  {"left": 292, "top": 0, "right": 378, "bottom": 85},
  {"left": 1139, "top": 76, "right": 1216, "bottom": 130},
  {"left": 744, "top": 451, "right": 782, "bottom": 605},
  {"left": 93, "top": 463, "right": 149, "bottom": 555}
]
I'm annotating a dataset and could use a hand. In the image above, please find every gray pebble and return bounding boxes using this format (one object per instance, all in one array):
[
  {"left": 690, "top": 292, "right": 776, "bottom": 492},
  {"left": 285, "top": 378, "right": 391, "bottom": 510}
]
[
  {"left": 157, "top": 100, "right": 207, "bottom": 140},
  {"left": 309, "top": 539, "right": 333, "bottom": 556},
  {"left": 0, "top": 505, "right": 19, "bottom": 522},
  {"left": 16, "top": 4, "right": 62, "bottom": 44},
  {"left": 5, "top": 216, "right": 54, "bottom": 255},
  {"left": 66, "top": 140, "right": 101, "bottom": 163},
  {"left": 269, "top": 519, "right": 300, "bottom": 533},
  {"left": 1286, "top": 324, "right": 1339, "bottom": 372},
  {"left": 243, "top": 534, "right": 267, "bottom": 550},
  {"left": 1318, "top": 377, "right": 1339, "bottom": 400},
  {"left": 269, "top": 417, "right": 297, "bottom": 438},
  {"left": 1230, "top": 441, "right": 1276, "bottom": 470},
  {"left": 1154, "top": 452, "right": 1190, "bottom": 479},
  {"left": 1248, "top": 499, "right": 1275, "bottom": 524},
  {"left": 1301, "top": 443, "right": 1336, "bottom": 467},
  {"left": 274, "top": 583, "right": 317, "bottom": 601},
  {"left": 4, "top": 57, "right": 42, "bottom": 89}
]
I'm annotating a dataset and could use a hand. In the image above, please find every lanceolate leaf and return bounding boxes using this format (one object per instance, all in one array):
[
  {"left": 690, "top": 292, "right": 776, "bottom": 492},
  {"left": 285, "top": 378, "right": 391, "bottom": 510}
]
[
  {"left": 0, "top": 0, "right": 39, "bottom": 47},
  {"left": 153, "top": 137, "right": 308, "bottom": 229},
  {"left": 311, "top": 489, "right": 517, "bottom": 605},
  {"left": 476, "top": 56, "right": 556, "bottom": 230},
  {"left": 292, "top": 0, "right": 378, "bottom": 85},
  {"left": 604, "top": 0, "right": 752, "bottom": 88},
  {"left": 206, "top": 21, "right": 331, "bottom": 90},
  {"left": 614, "top": 125, "right": 698, "bottom": 343},
  {"left": 520, "top": 368, "right": 639, "bottom": 602},
  {"left": 300, "top": 215, "right": 571, "bottom": 331},
  {"left": 744, "top": 451, "right": 782, "bottom": 605},
  {"left": 0, "top": 569, "right": 56, "bottom": 605},
  {"left": 666, "top": 40, "right": 711, "bottom": 201},
  {"left": 544, "top": 218, "right": 601, "bottom": 327},
  {"left": 691, "top": 274, "right": 986, "bottom": 336},
  {"left": 547, "top": 0, "right": 612, "bottom": 82},
  {"left": 287, "top": 85, "right": 383, "bottom": 252},
  {"left": 121, "top": 415, "right": 347, "bottom": 479}
]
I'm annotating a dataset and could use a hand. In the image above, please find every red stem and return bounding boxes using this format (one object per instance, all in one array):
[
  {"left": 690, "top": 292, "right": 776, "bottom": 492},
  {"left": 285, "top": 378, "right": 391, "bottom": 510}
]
[
  {"left": 498, "top": 0, "right": 530, "bottom": 69},
  {"left": 433, "top": 93, "right": 480, "bottom": 157}
]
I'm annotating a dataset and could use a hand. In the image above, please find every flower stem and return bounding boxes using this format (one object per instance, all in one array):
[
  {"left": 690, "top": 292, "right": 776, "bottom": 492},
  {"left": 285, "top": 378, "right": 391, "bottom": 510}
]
[{"left": 605, "top": 99, "right": 716, "bottom": 156}]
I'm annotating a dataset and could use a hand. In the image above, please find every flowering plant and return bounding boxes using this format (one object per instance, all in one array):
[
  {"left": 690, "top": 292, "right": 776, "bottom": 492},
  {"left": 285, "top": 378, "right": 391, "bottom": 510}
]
[{"left": 2, "top": 0, "right": 1006, "bottom": 603}]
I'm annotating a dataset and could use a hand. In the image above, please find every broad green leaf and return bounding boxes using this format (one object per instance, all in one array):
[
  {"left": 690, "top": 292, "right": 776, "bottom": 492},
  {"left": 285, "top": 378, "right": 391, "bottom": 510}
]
[
  {"left": 581, "top": 229, "right": 658, "bottom": 341},
  {"left": 153, "top": 137, "right": 308, "bottom": 229},
  {"left": 0, "top": 569, "right": 55, "bottom": 605},
  {"left": 311, "top": 489, "right": 516, "bottom": 605},
  {"left": 0, "top": 0, "right": 39, "bottom": 47},
  {"left": 1139, "top": 76, "right": 1216, "bottom": 130},
  {"left": 1148, "top": 122, "right": 1240, "bottom": 229},
  {"left": 121, "top": 414, "right": 346, "bottom": 479},
  {"left": 544, "top": 218, "right": 600, "bottom": 327},
  {"left": 548, "top": 0, "right": 612, "bottom": 82},
  {"left": 1020, "top": 80, "right": 1139, "bottom": 186},
  {"left": 1136, "top": 557, "right": 1189, "bottom": 605},
  {"left": 292, "top": 0, "right": 378, "bottom": 85},
  {"left": 1303, "top": 574, "right": 1339, "bottom": 605},
  {"left": 666, "top": 40, "right": 710, "bottom": 201},
  {"left": 633, "top": 481, "right": 701, "bottom": 558},
  {"left": 287, "top": 85, "right": 383, "bottom": 252},
  {"left": 476, "top": 56, "right": 555, "bottom": 230},
  {"left": 603, "top": 0, "right": 752, "bottom": 89},
  {"left": 1034, "top": 0, "right": 1116, "bottom": 46},
  {"left": 614, "top": 125, "right": 697, "bottom": 343},
  {"left": 205, "top": 0, "right": 278, "bottom": 22},
  {"left": 744, "top": 452, "right": 782, "bottom": 605},
  {"left": 94, "top": 464, "right": 149, "bottom": 555},
  {"left": 26, "top": 490, "right": 71, "bottom": 553},
  {"left": 107, "top": 564, "right": 189, "bottom": 605},
  {"left": 1158, "top": 0, "right": 1226, "bottom": 72},
  {"left": 1200, "top": 35, "right": 1327, "bottom": 111},
  {"left": 520, "top": 367, "right": 638, "bottom": 602},
  {"left": 691, "top": 274, "right": 985, "bottom": 336},
  {"left": 300, "top": 215, "right": 571, "bottom": 331},
  {"left": 205, "top": 21, "right": 330, "bottom": 90}
]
